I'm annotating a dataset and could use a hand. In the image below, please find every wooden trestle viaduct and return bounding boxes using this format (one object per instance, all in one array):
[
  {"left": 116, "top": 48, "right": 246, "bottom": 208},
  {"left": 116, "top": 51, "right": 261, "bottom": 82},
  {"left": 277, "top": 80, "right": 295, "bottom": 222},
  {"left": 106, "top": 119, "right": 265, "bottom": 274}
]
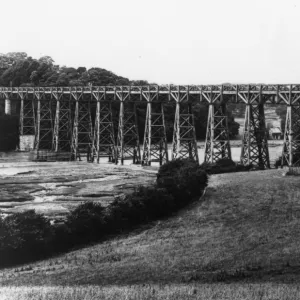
[{"left": 1, "top": 84, "right": 300, "bottom": 168}]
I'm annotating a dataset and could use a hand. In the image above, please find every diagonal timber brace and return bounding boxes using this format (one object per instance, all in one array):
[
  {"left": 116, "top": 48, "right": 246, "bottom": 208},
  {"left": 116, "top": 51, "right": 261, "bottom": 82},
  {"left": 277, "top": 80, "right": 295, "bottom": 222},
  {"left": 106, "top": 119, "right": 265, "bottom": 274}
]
[
  {"left": 52, "top": 93, "right": 73, "bottom": 153},
  {"left": 204, "top": 103, "right": 231, "bottom": 163},
  {"left": 20, "top": 92, "right": 35, "bottom": 136},
  {"left": 116, "top": 100, "right": 141, "bottom": 165},
  {"left": 171, "top": 86, "right": 198, "bottom": 162},
  {"left": 71, "top": 91, "right": 93, "bottom": 160},
  {"left": 172, "top": 102, "right": 198, "bottom": 162},
  {"left": 92, "top": 92, "right": 116, "bottom": 163},
  {"left": 142, "top": 90, "right": 168, "bottom": 166},
  {"left": 282, "top": 105, "right": 300, "bottom": 166},
  {"left": 240, "top": 103, "right": 270, "bottom": 168},
  {"left": 34, "top": 92, "right": 54, "bottom": 151}
]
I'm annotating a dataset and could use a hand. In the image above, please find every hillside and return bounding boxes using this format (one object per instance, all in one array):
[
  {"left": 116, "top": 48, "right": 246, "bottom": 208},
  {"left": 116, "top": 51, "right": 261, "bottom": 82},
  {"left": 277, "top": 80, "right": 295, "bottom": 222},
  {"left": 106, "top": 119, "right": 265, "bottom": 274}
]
[{"left": 1, "top": 169, "right": 300, "bottom": 287}]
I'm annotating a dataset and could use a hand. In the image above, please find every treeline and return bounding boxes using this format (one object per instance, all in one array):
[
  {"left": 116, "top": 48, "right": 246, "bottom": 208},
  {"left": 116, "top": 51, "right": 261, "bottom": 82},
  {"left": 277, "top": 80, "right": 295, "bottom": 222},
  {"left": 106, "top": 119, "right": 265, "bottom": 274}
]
[{"left": 0, "top": 52, "right": 147, "bottom": 87}]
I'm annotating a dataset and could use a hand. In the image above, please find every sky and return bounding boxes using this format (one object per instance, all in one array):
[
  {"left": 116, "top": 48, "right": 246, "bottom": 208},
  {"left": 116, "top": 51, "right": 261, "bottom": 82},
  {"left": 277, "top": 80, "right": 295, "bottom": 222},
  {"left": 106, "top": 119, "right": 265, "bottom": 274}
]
[{"left": 1, "top": 0, "right": 300, "bottom": 85}]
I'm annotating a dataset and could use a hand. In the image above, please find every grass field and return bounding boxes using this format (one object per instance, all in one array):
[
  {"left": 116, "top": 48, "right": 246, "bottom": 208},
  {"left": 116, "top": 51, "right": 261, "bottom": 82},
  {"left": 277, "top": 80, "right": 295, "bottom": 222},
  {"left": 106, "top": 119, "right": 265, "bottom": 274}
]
[
  {"left": 1, "top": 168, "right": 300, "bottom": 298},
  {"left": 1, "top": 284, "right": 300, "bottom": 300}
]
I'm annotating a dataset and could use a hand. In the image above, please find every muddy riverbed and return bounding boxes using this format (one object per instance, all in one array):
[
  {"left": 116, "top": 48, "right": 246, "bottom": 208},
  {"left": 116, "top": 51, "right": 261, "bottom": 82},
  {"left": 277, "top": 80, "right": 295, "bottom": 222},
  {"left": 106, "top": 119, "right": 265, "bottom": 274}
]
[
  {"left": 0, "top": 161, "right": 157, "bottom": 222},
  {"left": 0, "top": 140, "right": 284, "bottom": 221}
]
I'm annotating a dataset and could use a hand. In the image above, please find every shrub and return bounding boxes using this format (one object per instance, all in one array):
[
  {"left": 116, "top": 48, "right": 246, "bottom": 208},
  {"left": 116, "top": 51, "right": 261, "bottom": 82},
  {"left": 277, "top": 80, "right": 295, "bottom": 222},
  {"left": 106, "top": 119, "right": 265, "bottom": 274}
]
[
  {"left": 215, "top": 158, "right": 236, "bottom": 167},
  {"left": 157, "top": 159, "right": 208, "bottom": 206},
  {"left": 0, "top": 210, "right": 53, "bottom": 266},
  {"left": 200, "top": 158, "right": 252, "bottom": 174},
  {"left": 66, "top": 202, "right": 106, "bottom": 245},
  {"left": 51, "top": 223, "right": 72, "bottom": 252},
  {"left": 106, "top": 186, "right": 175, "bottom": 232}
]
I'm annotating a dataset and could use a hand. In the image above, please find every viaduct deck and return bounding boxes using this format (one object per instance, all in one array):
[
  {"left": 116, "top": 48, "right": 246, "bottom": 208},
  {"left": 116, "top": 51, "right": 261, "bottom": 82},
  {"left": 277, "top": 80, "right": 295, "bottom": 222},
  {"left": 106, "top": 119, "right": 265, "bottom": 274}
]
[{"left": 1, "top": 84, "right": 300, "bottom": 104}]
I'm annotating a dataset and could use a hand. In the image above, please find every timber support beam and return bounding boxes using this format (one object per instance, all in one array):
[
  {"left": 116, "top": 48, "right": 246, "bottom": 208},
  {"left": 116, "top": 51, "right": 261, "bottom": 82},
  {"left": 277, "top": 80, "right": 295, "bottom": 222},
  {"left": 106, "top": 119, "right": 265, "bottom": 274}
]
[
  {"left": 240, "top": 85, "right": 270, "bottom": 169},
  {"left": 116, "top": 87, "right": 141, "bottom": 165},
  {"left": 171, "top": 86, "right": 198, "bottom": 162},
  {"left": 52, "top": 90, "right": 73, "bottom": 154},
  {"left": 281, "top": 85, "right": 300, "bottom": 166},
  {"left": 204, "top": 86, "right": 231, "bottom": 163},
  {"left": 92, "top": 88, "right": 116, "bottom": 163},
  {"left": 142, "top": 86, "right": 168, "bottom": 166}
]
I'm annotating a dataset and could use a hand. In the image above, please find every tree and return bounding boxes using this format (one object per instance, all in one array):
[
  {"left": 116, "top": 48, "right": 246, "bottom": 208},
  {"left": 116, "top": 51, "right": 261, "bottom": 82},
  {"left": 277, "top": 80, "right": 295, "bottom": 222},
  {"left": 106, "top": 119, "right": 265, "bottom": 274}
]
[
  {"left": 130, "top": 80, "right": 149, "bottom": 86},
  {"left": 38, "top": 56, "right": 54, "bottom": 66}
]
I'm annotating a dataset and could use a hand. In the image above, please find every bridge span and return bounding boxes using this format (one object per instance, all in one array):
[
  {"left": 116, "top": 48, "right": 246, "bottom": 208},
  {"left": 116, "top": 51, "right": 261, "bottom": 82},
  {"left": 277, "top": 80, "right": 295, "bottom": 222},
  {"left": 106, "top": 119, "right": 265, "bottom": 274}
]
[{"left": 1, "top": 84, "right": 300, "bottom": 168}]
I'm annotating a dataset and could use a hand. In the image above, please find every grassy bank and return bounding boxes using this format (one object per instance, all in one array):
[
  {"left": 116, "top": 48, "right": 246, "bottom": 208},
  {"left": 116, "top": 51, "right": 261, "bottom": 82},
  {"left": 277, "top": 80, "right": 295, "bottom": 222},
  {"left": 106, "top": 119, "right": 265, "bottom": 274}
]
[
  {"left": 1, "top": 169, "right": 300, "bottom": 297},
  {"left": 1, "top": 284, "right": 300, "bottom": 300}
]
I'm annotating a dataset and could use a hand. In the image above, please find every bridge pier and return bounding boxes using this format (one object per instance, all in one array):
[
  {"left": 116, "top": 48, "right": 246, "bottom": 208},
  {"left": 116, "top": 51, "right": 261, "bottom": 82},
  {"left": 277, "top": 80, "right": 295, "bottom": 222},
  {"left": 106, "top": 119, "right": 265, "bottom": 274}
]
[
  {"left": 282, "top": 104, "right": 300, "bottom": 166},
  {"left": 172, "top": 102, "right": 198, "bottom": 162},
  {"left": 142, "top": 88, "right": 168, "bottom": 166},
  {"left": 204, "top": 102, "right": 231, "bottom": 163},
  {"left": 52, "top": 93, "right": 73, "bottom": 154},
  {"left": 19, "top": 93, "right": 35, "bottom": 136},
  {"left": 34, "top": 93, "right": 53, "bottom": 151},
  {"left": 116, "top": 89, "right": 141, "bottom": 165},
  {"left": 240, "top": 103, "right": 270, "bottom": 169},
  {"left": 19, "top": 93, "right": 36, "bottom": 151},
  {"left": 171, "top": 87, "right": 198, "bottom": 162},
  {"left": 71, "top": 91, "right": 93, "bottom": 161},
  {"left": 92, "top": 90, "right": 115, "bottom": 163}
]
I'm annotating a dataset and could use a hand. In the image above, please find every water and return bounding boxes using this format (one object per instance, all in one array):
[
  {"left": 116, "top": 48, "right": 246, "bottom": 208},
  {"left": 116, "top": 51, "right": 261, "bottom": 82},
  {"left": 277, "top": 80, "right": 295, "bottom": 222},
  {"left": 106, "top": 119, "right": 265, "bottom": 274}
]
[
  {"left": 115, "top": 141, "right": 284, "bottom": 167},
  {"left": 0, "top": 141, "right": 284, "bottom": 168}
]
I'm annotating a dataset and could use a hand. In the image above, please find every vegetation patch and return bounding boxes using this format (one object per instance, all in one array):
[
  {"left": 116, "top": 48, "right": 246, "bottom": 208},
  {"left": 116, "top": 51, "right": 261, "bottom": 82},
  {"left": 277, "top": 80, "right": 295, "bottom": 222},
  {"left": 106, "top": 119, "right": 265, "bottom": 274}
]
[
  {"left": 200, "top": 158, "right": 252, "bottom": 174},
  {"left": 0, "top": 159, "right": 207, "bottom": 268}
]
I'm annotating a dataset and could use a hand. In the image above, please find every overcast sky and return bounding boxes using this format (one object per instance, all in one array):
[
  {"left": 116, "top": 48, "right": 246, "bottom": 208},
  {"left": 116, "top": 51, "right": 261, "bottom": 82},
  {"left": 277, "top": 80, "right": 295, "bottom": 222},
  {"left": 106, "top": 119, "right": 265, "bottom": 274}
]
[{"left": 1, "top": 0, "right": 299, "bottom": 84}]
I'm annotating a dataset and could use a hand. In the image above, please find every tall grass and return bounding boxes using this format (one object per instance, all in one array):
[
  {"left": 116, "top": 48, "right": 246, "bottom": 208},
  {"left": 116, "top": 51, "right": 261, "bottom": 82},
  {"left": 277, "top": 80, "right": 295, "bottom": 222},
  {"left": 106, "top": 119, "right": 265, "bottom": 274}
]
[{"left": 0, "top": 284, "right": 299, "bottom": 300}]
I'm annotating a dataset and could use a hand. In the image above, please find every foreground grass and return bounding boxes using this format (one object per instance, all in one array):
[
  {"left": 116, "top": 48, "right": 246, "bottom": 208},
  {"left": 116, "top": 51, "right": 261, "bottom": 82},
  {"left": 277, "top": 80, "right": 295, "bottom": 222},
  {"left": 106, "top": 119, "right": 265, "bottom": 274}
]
[
  {"left": 1, "top": 284, "right": 300, "bottom": 300},
  {"left": 1, "top": 169, "right": 300, "bottom": 288}
]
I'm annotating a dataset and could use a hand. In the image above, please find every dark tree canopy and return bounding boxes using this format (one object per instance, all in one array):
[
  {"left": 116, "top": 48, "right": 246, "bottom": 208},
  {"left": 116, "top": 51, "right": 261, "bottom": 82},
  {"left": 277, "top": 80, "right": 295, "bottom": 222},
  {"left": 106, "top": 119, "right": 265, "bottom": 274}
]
[{"left": 0, "top": 52, "right": 141, "bottom": 87}]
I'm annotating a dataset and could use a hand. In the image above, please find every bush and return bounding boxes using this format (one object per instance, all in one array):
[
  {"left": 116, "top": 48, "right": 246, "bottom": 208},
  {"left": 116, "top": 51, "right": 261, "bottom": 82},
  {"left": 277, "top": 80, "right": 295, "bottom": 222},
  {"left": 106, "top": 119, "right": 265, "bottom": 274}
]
[
  {"left": 51, "top": 223, "right": 72, "bottom": 253},
  {"left": 0, "top": 210, "right": 53, "bottom": 266},
  {"left": 66, "top": 202, "right": 106, "bottom": 245},
  {"left": 200, "top": 158, "right": 252, "bottom": 174},
  {"left": 215, "top": 158, "right": 236, "bottom": 167},
  {"left": 157, "top": 159, "right": 208, "bottom": 206},
  {"left": 106, "top": 186, "right": 175, "bottom": 232}
]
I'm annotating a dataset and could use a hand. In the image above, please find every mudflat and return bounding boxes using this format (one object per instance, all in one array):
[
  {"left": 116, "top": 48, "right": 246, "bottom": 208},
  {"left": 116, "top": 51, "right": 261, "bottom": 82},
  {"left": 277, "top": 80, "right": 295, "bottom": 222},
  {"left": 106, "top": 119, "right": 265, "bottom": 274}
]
[{"left": 0, "top": 160, "right": 157, "bottom": 222}]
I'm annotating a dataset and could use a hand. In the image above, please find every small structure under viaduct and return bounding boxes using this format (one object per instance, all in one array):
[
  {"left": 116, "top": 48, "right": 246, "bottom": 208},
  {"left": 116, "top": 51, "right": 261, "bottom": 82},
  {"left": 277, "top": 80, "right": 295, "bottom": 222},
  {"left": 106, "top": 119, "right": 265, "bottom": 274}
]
[{"left": 0, "top": 84, "right": 299, "bottom": 168}]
